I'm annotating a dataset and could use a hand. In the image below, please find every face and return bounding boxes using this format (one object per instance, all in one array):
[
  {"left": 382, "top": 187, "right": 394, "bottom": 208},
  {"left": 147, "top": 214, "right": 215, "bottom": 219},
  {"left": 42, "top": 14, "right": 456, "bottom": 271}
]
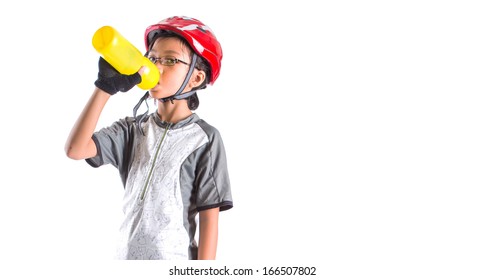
[{"left": 147, "top": 37, "right": 202, "bottom": 99}]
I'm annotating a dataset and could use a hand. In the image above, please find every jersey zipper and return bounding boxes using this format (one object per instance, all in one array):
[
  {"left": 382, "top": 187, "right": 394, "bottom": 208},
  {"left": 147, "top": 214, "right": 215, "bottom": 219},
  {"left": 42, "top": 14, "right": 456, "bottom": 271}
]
[{"left": 139, "top": 123, "right": 172, "bottom": 202}]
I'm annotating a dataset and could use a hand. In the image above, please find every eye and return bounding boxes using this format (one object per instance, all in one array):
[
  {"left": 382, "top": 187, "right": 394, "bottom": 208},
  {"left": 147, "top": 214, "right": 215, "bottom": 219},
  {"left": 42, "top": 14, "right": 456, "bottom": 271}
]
[
  {"left": 147, "top": 56, "right": 157, "bottom": 63},
  {"left": 164, "top": 57, "right": 177, "bottom": 65}
]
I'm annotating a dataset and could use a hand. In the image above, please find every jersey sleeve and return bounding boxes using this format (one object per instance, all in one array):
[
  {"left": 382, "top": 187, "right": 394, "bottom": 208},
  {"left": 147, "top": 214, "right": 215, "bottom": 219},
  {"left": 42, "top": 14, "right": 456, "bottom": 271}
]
[
  {"left": 193, "top": 121, "right": 233, "bottom": 212},
  {"left": 85, "top": 118, "right": 131, "bottom": 170}
]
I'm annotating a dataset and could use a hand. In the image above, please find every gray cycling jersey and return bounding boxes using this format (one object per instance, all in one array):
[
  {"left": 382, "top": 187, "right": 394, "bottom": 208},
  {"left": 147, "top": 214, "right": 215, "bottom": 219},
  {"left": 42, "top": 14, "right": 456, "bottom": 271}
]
[{"left": 86, "top": 113, "right": 232, "bottom": 260}]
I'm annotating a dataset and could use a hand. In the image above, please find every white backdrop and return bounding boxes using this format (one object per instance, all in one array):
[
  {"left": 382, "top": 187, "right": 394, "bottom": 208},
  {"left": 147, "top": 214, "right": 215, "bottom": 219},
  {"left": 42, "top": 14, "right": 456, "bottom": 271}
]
[{"left": 1, "top": 0, "right": 483, "bottom": 279}]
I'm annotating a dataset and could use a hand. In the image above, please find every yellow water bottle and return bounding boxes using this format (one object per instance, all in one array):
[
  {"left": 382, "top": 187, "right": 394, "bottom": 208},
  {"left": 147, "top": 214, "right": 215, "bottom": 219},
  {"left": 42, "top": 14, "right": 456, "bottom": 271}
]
[{"left": 92, "top": 26, "right": 159, "bottom": 90}]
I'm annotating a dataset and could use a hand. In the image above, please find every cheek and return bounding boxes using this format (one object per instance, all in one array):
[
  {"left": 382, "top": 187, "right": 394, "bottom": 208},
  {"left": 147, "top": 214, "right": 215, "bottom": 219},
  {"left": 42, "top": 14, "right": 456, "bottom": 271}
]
[
  {"left": 150, "top": 69, "right": 187, "bottom": 97},
  {"left": 168, "top": 67, "right": 190, "bottom": 84},
  {"left": 162, "top": 69, "right": 185, "bottom": 87}
]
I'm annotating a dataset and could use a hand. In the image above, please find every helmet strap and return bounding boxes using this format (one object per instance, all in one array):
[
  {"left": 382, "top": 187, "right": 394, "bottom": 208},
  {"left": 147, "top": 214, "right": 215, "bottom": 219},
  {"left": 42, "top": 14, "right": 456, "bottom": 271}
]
[
  {"left": 158, "top": 53, "right": 199, "bottom": 103},
  {"left": 133, "top": 91, "right": 150, "bottom": 135},
  {"left": 131, "top": 53, "right": 199, "bottom": 135}
]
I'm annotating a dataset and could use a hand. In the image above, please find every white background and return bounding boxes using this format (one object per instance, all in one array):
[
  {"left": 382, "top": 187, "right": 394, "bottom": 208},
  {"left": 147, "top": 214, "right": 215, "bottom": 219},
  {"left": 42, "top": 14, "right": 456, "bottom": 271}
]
[{"left": 0, "top": 0, "right": 483, "bottom": 279}]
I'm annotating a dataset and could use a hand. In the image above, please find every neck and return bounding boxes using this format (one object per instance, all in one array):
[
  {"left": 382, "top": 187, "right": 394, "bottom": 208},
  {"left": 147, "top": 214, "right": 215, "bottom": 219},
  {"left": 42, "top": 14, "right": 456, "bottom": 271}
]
[{"left": 157, "top": 99, "right": 192, "bottom": 123}]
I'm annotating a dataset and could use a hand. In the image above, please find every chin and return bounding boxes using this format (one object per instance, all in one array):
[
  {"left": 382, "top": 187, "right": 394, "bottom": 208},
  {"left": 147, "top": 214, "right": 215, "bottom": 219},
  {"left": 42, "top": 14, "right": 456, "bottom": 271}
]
[{"left": 149, "top": 90, "right": 171, "bottom": 100}]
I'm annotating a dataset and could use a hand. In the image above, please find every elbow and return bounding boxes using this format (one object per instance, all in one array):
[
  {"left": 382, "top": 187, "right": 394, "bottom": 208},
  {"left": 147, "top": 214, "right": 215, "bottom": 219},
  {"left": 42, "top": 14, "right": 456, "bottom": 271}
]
[
  {"left": 65, "top": 137, "right": 96, "bottom": 160},
  {"left": 65, "top": 144, "right": 86, "bottom": 160},
  {"left": 65, "top": 146, "right": 81, "bottom": 160}
]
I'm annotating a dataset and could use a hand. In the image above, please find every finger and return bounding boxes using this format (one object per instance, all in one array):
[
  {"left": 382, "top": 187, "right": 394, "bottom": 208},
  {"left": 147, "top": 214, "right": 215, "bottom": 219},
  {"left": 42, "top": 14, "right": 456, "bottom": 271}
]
[{"left": 138, "top": 66, "right": 147, "bottom": 75}]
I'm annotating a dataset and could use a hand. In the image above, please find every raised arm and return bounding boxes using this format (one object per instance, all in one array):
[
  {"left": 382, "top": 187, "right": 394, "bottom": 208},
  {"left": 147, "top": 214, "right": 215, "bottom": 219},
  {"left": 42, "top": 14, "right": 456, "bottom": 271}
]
[
  {"left": 64, "top": 88, "right": 110, "bottom": 160},
  {"left": 65, "top": 57, "right": 144, "bottom": 160}
]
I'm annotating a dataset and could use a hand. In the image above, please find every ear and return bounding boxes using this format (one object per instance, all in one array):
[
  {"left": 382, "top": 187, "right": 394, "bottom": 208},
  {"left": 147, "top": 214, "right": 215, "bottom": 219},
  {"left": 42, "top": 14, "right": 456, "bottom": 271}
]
[{"left": 189, "top": 70, "right": 206, "bottom": 88}]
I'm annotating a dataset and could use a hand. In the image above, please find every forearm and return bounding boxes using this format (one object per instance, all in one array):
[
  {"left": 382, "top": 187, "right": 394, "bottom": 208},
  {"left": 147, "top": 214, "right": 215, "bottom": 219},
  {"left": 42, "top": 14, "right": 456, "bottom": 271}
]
[
  {"left": 198, "top": 208, "right": 219, "bottom": 260},
  {"left": 65, "top": 88, "right": 111, "bottom": 159}
]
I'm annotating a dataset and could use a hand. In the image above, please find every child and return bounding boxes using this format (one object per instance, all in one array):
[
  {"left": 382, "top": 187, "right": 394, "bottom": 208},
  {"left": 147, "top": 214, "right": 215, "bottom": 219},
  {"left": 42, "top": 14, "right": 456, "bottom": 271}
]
[{"left": 65, "top": 16, "right": 233, "bottom": 260}]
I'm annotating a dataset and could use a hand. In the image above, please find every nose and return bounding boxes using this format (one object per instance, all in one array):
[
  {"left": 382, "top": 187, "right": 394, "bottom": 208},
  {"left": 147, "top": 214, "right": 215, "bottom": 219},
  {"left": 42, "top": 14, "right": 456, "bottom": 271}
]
[
  {"left": 153, "top": 60, "right": 164, "bottom": 72},
  {"left": 152, "top": 58, "right": 162, "bottom": 66}
]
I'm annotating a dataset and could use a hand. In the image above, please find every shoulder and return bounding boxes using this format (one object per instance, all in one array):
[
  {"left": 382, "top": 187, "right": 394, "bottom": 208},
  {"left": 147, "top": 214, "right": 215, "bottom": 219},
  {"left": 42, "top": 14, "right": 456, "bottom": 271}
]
[
  {"left": 192, "top": 117, "right": 229, "bottom": 156},
  {"left": 102, "top": 115, "right": 137, "bottom": 127},
  {"left": 194, "top": 118, "right": 222, "bottom": 140},
  {"left": 98, "top": 116, "right": 137, "bottom": 133}
]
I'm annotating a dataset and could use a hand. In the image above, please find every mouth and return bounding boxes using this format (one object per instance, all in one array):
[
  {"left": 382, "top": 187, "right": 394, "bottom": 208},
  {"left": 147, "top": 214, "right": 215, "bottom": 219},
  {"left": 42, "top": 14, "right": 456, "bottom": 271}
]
[{"left": 150, "top": 83, "right": 161, "bottom": 90}]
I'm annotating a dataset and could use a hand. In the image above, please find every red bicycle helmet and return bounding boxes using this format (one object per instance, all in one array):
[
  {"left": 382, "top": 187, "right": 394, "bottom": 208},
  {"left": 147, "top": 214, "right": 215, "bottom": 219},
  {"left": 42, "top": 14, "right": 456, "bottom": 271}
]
[{"left": 144, "top": 16, "right": 223, "bottom": 85}]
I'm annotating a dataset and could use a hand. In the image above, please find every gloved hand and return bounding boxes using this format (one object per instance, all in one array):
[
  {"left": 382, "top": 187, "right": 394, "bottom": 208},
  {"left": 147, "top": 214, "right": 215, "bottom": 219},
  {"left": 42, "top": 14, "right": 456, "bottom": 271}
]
[{"left": 94, "top": 57, "right": 142, "bottom": 95}]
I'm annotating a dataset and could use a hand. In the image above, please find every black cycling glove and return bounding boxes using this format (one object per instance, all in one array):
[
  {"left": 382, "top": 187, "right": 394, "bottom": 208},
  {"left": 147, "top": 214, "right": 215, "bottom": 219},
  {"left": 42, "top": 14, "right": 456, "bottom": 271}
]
[{"left": 94, "top": 57, "right": 141, "bottom": 95}]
